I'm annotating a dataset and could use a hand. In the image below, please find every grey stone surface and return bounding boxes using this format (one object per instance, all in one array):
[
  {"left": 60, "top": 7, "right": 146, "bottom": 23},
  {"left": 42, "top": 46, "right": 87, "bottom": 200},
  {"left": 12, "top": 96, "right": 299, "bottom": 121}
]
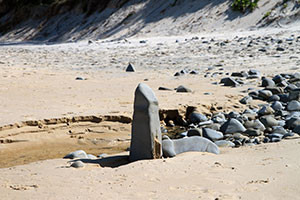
[
  {"left": 129, "top": 83, "right": 162, "bottom": 162},
  {"left": 214, "top": 140, "right": 235, "bottom": 147},
  {"left": 271, "top": 126, "right": 287, "bottom": 135},
  {"left": 162, "top": 136, "right": 219, "bottom": 157},
  {"left": 271, "top": 101, "right": 284, "bottom": 111},
  {"left": 64, "top": 150, "right": 88, "bottom": 159},
  {"left": 260, "top": 115, "right": 279, "bottom": 128},
  {"left": 70, "top": 160, "right": 85, "bottom": 168},
  {"left": 203, "top": 128, "right": 223, "bottom": 141},
  {"left": 220, "top": 118, "right": 246, "bottom": 134},
  {"left": 287, "top": 100, "right": 300, "bottom": 111},
  {"left": 268, "top": 95, "right": 280, "bottom": 102},
  {"left": 286, "top": 117, "right": 300, "bottom": 129},
  {"left": 289, "top": 89, "right": 300, "bottom": 101},
  {"left": 244, "top": 119, "right": 265, "bottom": 131}
]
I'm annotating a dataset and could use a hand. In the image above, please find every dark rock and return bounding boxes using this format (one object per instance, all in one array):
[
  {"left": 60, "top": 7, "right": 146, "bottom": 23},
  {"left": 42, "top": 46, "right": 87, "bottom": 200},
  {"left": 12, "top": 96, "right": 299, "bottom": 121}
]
[
  {"left": 258, "top": 106, "right": 274, "bottom": 116},
  {"left": 227, "top": 111, "right": 240, "bottom": 119},
  {"left": 260, "top": 115, "right": 279, "bottom": 128},
  {"left": 187, "top": 128, "right": 202, "bottom": 137},
  {"left": 289, "top": 89, "right": 300, "bottom": 101},
  {"left": 126, "top": 63, "right": 135, "bottom": 72},
  {"left": 244, "top": 119, "right": 266, "bottom": 131},
  {"left": 188, "top": 112, "right": 207, "bottom": 124},
  {"left": 220, "top": 118, "right": 246, "bottom": 134},
  {"left": 287, "top": 100, "right": 300, "bottom": 111},
  {"left": 158, "top": 87, "right": 172, "bottom": 91},
  {"left": 285, "top": 84, "right": 298, "bottom": 93},
  {"left": 286, "top": 117, "right": 300, "bottom": 129},
  {"left": 265, "top": 87, "right": 284, "bottom": 95},
  {"left": 258, "top": 90, "right": 273, "bottom": 100},
  {"left": 220, "top": 77, "right": 239, "bottom": 87},
  {"left": 240, "top": 96, "right": 253, "bottom": 104},
  {"left": 64, "top": 150, "right": 88, "bottom": 159},
  {"left": 203, "top": 128, "right": 223, "bottom": 141},
  {"left": 231, "top": 71, "right": 248, "bottom": 77},
  {"left": 272, "top": 74, "right": 285, "bottom": 84},
  {"left": 276, "top": 47, "right": 285, "bottom": 51},
  {"left": 190, "top": 70, "right": 199, "bottom": 75},
  {"left": 162, "top": 136, "right": 220, "bottom": 157},
  {"left": 263, "top": 137, "right": 270, "bottom": 143},
  {"left": 271, "top": 101, "right": 284, "bottom": 111},
  {"left": 283, "top": 132, "right": 295, "bottom": 138},
  {"left": 278, "top": 94, "right": 289, "bottom": 103},
  {"left": 271, "top": 126, "right": 287, "bottom": 135},
  {"left": 214, "top": 140, "right": 235, "bottom": 147},
  {"left": 75, "top": 77, "right": 84, "bottom": 80},
  {"left": 245, "top": 129, "right": 262, "bottom": 136},
  {"left": 129, "top": 83, "right": 162, "bottom": 162},
  {"left": 176, "top": 85, "right": 192, "bottom": 93},
  {"left": 268, "top": 95, "right": 280, "bottom": 102},
  {"left": 174, "top": 72, "right": 181, "bottom": 76},
  {"left": 293, "top": 125, "right": 300, "bottom": 134},
  {"left": 262, "top": 77, "right": 276, "bottom": 87},
  {"left": 70, "top": 161, "right": 85, "bottom": 168},
  {"left": 205, "top": 123, "right": 221, "bottom": 131}
]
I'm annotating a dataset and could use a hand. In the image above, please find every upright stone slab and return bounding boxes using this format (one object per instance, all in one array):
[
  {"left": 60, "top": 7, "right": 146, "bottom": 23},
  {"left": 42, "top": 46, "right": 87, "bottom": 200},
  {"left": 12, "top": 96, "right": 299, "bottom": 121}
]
[{"left": 129, "top": 83, "right": 162, "bottom": 162}]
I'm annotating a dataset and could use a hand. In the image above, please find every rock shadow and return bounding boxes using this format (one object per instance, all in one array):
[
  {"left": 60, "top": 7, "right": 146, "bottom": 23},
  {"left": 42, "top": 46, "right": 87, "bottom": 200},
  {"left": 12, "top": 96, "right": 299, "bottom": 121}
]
[{"left": 76, "top": 155, "right": 130, "bottom": 168}]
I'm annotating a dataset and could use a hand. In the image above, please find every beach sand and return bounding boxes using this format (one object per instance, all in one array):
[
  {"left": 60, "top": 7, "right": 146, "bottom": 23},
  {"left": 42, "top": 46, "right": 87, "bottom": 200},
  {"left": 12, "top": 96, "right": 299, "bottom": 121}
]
[{"left": 0, "top": 27, "right": 300, "bottom": 199}]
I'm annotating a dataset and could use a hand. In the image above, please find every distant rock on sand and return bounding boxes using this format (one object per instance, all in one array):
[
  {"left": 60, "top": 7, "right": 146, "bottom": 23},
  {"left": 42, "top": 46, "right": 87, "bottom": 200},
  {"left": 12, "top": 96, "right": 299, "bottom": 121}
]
[{"left": 129, "top": 83, "right": 162, "bottom": 162}]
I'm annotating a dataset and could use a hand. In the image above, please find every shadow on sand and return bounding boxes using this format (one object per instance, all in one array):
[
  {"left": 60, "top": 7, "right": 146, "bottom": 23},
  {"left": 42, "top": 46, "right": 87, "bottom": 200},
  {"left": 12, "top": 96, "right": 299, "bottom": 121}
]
[{"left": 72, "top": 155, "right": 130, "bottom": 168}]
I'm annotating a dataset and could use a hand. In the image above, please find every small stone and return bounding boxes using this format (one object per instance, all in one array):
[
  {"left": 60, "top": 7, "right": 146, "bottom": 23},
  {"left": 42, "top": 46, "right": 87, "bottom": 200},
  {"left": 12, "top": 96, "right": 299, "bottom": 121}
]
[
  {"left": 293, "top": 125, "right": 300, "bottom": 134},
  {"left": 289, "top": 89, "right": 300, "bottom": 101},
  {"left": 286, "top": 117, "right": 300, "bottom": 129},
  {"left": 176, "top": 85, "right": 192, "bottom": 93},
  {"left": 244, "top": 119, "right": 266, "bottom": 131},
  {"left": 262, "top": 77, "right": 275, "bottom": 87},
  {"left": 158, "top": 87, "right": 172, "bottom": 91},
  {"left": 271, "top": 101, "right": 284, "bottom": 111},
  {"left": 272, "top": 74, "right": 285, "bottom": 84},
  {"left": 75, "top": 77, "right": 84, "bottom": 80},
  {"left": 70, "top": 161, "right": 85, "bottom": 168},
  {"left": 214, "top": 140, "right": 235, "bottom": 147},
  {"left": 260, "top": 115, "right": 279, "bottom": 128},
  {"left": 258, "top": 106, "right": 274, "bottom": 116},
  {"left": 220, "top": 118, "right": 246, "bottom": 134},
  {"left": 265, "top": 87, "right": 284, "bottom": 95},
  {"left": 287, "top": 100, "right": 300, "bottom": 111},
  {"left": 64, "top": 150, "right": 88, "bottom": 159},
  {"left": 271, "top": 126, "right": 287, "bottom": 135},
  {"left": 244, "top": 129, "right": 262, "bottom": 136},
  {"left": 258, "top": 90, "right": 273, "bottom": 100},
  {"left": 188, "top": 112, "right": 207, "bottom": 124},
  {"left": 126, "top": 63, "right": 135, "bottom": 72},
  {"left": 220, "top": 77, "right": 239, "bottom": 87},
  {"left": 268, "top": 95, "right": 280, "bottom": 102},
  {"left": 203, "top": 128, "right": 224, "bottom": 141},
  {"left": 276, "top": 47, "right": 285, "bottom": 51},
  {"left": 240, "top": 96, "right": 253, "bottom": 104}
]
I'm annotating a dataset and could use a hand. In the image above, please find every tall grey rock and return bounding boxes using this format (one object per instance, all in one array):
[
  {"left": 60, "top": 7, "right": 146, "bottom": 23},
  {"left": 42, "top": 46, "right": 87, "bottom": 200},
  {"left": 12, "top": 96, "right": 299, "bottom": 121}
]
[{"left": 129, "top": 83, "right": 162, "bottom": 162}]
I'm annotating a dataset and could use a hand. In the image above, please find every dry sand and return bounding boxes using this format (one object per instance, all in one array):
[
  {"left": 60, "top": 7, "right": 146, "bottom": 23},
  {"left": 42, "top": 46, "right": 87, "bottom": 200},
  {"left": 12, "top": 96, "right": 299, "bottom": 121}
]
[{"left": 0, "top": 27, "right": 300, "bottom": 199}]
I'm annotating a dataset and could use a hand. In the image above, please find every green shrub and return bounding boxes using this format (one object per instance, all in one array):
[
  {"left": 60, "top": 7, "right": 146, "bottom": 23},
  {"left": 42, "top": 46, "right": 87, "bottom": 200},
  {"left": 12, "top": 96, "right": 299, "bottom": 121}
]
[{"left": 232, "top": 0, "right": 260, "bottom": 13}]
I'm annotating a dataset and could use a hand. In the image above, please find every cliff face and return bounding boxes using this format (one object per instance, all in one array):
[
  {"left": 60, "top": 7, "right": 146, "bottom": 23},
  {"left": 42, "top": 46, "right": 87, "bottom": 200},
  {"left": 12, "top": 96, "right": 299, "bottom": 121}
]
[{"left": 0, "top": 0, "right": 298, "bottom": 43}]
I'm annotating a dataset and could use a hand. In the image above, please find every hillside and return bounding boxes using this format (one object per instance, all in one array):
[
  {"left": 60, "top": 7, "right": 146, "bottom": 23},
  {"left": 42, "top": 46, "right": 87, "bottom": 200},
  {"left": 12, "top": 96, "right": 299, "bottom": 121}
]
[{"left": 0, "top": 0, "right": 299, "bottom": 42}]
